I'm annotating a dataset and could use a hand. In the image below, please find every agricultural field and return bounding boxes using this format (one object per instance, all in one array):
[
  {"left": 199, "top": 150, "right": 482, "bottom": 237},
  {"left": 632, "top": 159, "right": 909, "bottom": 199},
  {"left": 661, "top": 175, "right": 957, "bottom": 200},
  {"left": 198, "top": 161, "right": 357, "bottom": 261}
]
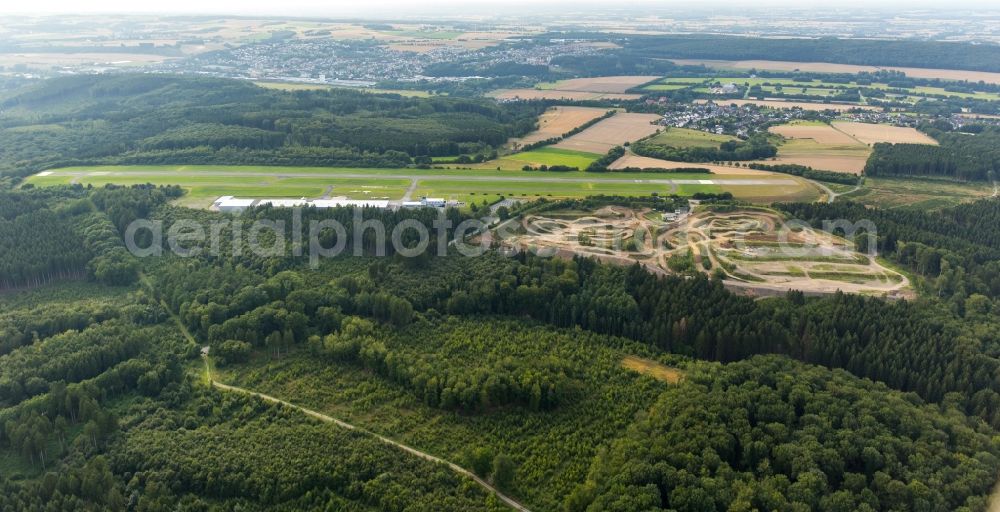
[
  {"left": 609, "top": 153, "right": 797, "bottom": 177},
  {"left": 757, "top": 120, "right": 939, "bottom": 174},
  {"left": 695, "top": 98, "right": 880, "bottom": 111},
  {"left": 646, "top": 127, "right": 739, "bottom": 148},
  {"left": 24, "top": 164, "right": 818, "bottom": 207},
  {"left": 553, "top": 113, "right": 662, "bottom": 153},
  {"left": 510, "top": 106, "right": 613, "bottom": 147},
  {"left": 489, "top": 89, "right": 642, "bottom": 101},
  {"left": 665, "top": 58, "right": 1000, "bottom": 84},
  {"left": 535, "top": 76, "right": 660, "bottom": 93},
  {"left": 498, "top": 205, "right": 909, "bottom": 297},
  {"left": 831, "top": 121, "right": 939, "bottom": 145},
  {"left": 762, "top": 121, "right": 873, "bottom": 174},
  {"left": 491, "top": 147, "right": 602, "bottom": 169},
  {"left": 639, "top": 84, "right": 693, "bottom": 91}
]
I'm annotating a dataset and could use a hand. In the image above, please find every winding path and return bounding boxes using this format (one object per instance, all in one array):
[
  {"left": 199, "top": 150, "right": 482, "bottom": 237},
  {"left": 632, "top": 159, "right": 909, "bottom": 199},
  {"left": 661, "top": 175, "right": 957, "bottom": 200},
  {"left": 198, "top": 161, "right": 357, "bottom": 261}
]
[
  {"left": 202, "top": 357, "right": 531, "bottom": 512},
  {"left": 808, "top": 177, "right": 860, "bottom": 204}
]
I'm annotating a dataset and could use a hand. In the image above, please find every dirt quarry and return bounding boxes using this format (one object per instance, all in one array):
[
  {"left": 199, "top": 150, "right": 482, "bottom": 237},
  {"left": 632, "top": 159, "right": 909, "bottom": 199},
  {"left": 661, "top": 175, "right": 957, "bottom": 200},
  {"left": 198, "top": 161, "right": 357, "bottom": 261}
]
[{"left": 496, "top": 205, "right": 910, "bottom": 298}]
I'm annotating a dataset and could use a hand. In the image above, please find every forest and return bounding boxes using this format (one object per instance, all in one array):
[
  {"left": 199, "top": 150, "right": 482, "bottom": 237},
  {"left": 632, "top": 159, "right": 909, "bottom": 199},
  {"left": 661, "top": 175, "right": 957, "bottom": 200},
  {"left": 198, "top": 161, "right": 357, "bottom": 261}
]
[
  {"left": 610, "top": 34, "right": 1000, "bottom": 72},
  {"left": 1, "top": 184, "right": 1000, "bottom": 511},
  {"left": 568, "top": 356, "right": 1000, "bottom": 512},
  {"left": 631, "top": 134, "right": 778, "bottom": 163},
  {"left": 864, "top": 127, "right": 1000, "bottom": 181},
  {"left": 0, "top": 74, "right": 543, "bottom": 180}
]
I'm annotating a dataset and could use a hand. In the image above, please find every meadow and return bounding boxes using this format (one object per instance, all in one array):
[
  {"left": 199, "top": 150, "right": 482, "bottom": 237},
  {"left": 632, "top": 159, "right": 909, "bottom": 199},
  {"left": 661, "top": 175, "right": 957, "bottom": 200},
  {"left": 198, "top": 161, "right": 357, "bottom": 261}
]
[
  {"left": 842, "top": 176, "right": 994, "bottom": 210},
  {"left": 491, "top": 147, "right": 602, "bottom": 169}
]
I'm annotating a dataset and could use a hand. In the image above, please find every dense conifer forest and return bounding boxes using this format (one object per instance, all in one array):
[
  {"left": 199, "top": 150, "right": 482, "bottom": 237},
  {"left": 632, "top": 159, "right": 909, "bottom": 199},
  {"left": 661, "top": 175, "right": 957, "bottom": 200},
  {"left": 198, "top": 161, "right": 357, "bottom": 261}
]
[{"left": 864, "top": 127, "right": 1000, "bottom": 181}]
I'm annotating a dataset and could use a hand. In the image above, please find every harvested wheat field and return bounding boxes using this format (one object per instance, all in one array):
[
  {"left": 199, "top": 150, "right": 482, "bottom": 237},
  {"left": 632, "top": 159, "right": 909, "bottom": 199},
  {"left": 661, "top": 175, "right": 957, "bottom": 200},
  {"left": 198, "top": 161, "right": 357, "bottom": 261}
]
[
  {"left": 771, "top": 123, "right": 859, "bottom": 145},
  {"left": 544, "top": 76, "right": 660, "bottom": 93},
  {"left": 760, "top": 121, "right": 872, "bottom": 174},
  {"left": 696, "top": 99, "right": 878, "bottom": 112},
  {"left": 831, "top": 121, "right": 938, "bottom": 146},
  {"left": 610, "top": 153, "right": 774, "bottom": 176},
  {"left": 491, "top": 89, "right": 642, "bottom": 101},
  {"left": 554, "top": 114, "right": 662, "bottom": 154},
  {"left": 513, "top": 106, "right": 613, "bottom": 147},
  {"left": 762, "top": 154, "right": 870, "bottom": 174}
]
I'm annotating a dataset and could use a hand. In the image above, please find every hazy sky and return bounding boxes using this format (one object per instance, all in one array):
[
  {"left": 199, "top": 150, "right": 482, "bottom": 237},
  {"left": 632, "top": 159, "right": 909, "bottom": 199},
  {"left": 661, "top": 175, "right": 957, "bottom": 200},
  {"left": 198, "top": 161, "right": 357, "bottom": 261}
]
[{"left": 1, "top": 0, "right": 996, "bottom": 17}]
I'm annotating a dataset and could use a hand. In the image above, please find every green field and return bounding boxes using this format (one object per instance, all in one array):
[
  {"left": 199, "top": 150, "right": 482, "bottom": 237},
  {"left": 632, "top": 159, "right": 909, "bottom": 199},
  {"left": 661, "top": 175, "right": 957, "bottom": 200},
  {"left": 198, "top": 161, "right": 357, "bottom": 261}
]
[
  {"left": 642, "top": 84, "right": 694, "bottom": 91},
  {"left": 668, "top": 76, "right": 999, "bottom": 101},
  {"left": 26, "top": 164, "right": 816, "bottom": 207},
  {"left": 647, "top": 127, "right": 738, "bottom": 148},
  {"left": 491, "top": 147, "right": 602, "bottom": 169},
  {"left": 760, "top": 85, "right": 843, "bottom": 96},
  {"left": 842, "top": 177, "right": 994, "bottom": 210}
]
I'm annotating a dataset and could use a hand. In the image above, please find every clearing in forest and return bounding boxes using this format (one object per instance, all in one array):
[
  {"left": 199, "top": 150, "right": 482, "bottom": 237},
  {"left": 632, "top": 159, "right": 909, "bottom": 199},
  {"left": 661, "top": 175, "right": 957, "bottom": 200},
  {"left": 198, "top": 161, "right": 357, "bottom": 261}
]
[{"left": 621, "top": 356, "right": 685, "bottom": 383}]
